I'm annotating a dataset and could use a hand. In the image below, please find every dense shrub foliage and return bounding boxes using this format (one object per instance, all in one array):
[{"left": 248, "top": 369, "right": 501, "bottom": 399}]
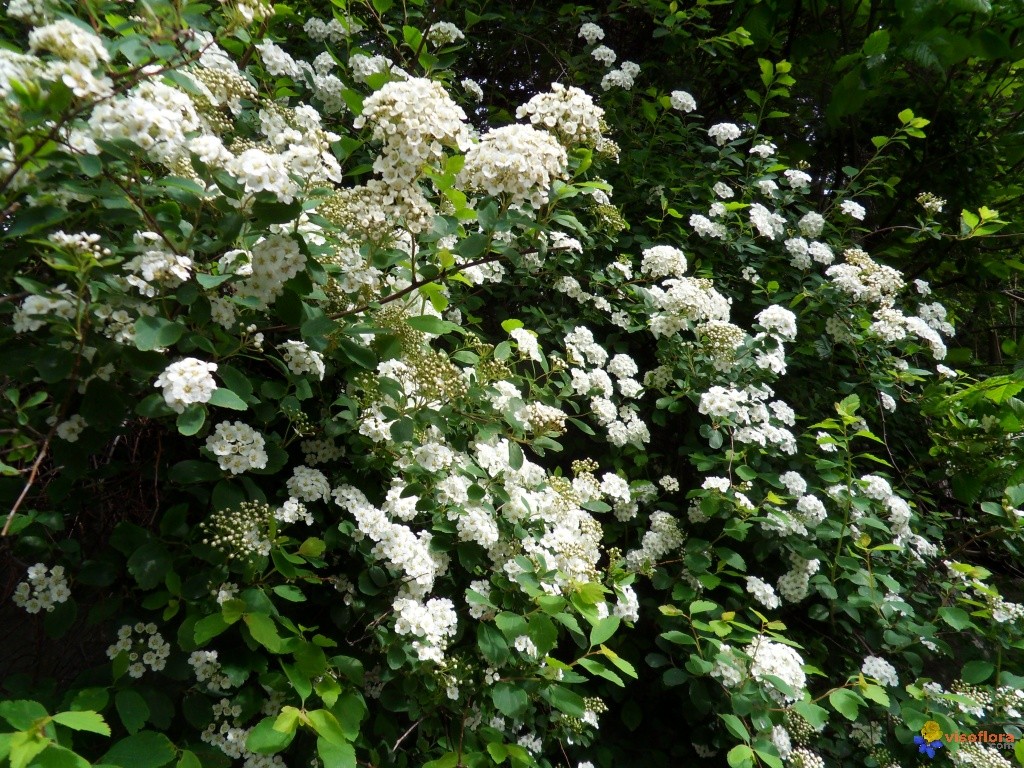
[{"left": 2, "top": 2, "right": 1024, "bottom": 768}]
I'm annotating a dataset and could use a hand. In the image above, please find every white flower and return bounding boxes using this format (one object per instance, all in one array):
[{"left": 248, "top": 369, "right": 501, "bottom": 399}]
[
  {"left": 670, "top": 90, "right": 697, "bottom": 112},
  {"left": 756, "top": 305, "right": 797, "bottom": 341},
  {"left": 861, "top": 656, "right": 899, "bottom": 687},
  {"left": 56, "top": 414, "right": 87, "bottom": 442},
  {"left": 591, "top": 45, "right": 616, "bottom": 65},
  {"left": 708, "top": 122, "right": 741, "bottom": 146},
  {"left": 279, "top": 340, "right": 326, "bottom": 380},
  {"left": 713, "top": 181, "right": 734, "bottom": 199},
  {"left": 798, "top": 212, "right": 826, "bottom": 238},
  {"left": 746, "top": 576, "right": 781, "bottom": 609},
  {"left": 840, "top": 200, "right": 866, "bottom": 220},
  {"left": 154, "top": 358, "right": 218, "bottom": 413},
  {"left": 578, "top": 23, "right": 605, "bottom": 44},
  {"left": 784, "top": 169, "right": 812, "bottom": 188},
  {"left": 458, "top": 124, "right": 566, "bottom": 207},
  {"left": 427, "top": 21, "right": 464, "bottom": 46}
]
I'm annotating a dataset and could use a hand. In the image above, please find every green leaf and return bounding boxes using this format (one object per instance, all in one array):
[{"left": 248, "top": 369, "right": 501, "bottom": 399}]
[
  {"left": 100, "top": 731, "right": 176, "bottom": 768},
  {"left": 176, "top": 405, "right": 205, "bottom": 436},
  {"left": 589, "top": 616, "right": 620, "bottom": 647},
  {"left": 194, "top": 613, "right": 231, "bottom": 645},
  {"left": 126, "top": 541, "right": 172, "bottom": 590},
  {"left": 492, "top": 682, "right": 528, "bottom": 718},
  {"left": 176, "top": 751, "right": 202, "bottom": 768},
  {"left": 316, "top": 738, "right": 355, "bottom": 768},
  {"left": 134, "top": 317, "right": 184, "bottom": 352},
  {"left": 307, "top": 710, "right": 349, "bottom": 746},
  {"left": 720, "top": 713, "right": 749, "bottom": 742},
  {"left": 246, "top": 717, "right": 295, "bottom": 755},
  {"left": 406, "top": 315, "right": 463, "bottom": 335},
  {"left": 863, "top": 29, "right": 890, "bottom": 56},
  {"left": 478, "top": 622, "right": 510, "bottom": 666},
  {"left": 0, "top": 700, "right": 48, "bottom": 730},
  {"left": 961, "top": 660, "right": 994, "bottom": 684},
  {"left": 208, "top": 388, "right": 248, "bottom": 411},
  {"left": 829, "top": 688, "right": 862, "bottom": 721},
  {"left": 244, "top": 613, "right": 287, "bottom": 653},
  {"left": 861, "top": 684, "right": 890, "bottom": 707},
  {"left": 578, "top": 657, "right": 624, "bottom": 686},
  {"left": 543, "top": 685, "right": 585, "bottom": 717},
  {"left": 727, "top": 745, "right": 754, "bottom": 768},
  {"left": 115, "top": 690, "right": 149, "bottom": 734},
  {"left": 939, "top": 606, "right": 972, "bottom": 630}
]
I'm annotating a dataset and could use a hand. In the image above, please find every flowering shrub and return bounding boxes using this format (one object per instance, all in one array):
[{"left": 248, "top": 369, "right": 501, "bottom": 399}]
[{"left": 0, "top": 3, "right": 1022, "bottom": 768}]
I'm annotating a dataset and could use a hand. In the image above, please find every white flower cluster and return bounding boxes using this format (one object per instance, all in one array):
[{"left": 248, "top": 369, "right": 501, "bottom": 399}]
[
  {"left": 516, "top": 83, "right": 605, "bottom": 148},
  {"left": 458, "top": 124, "right": 567, "bottom": 207},
  {"left": 236, "top": 234, "right": 306, "bottom": 307},
  {"left": 708, "top": 122, "right": 742, "bottom": 146},
  {"left": 640, "top": 245, "right": 687, "bottom": 279},
  {"left": 670, "top": 90, "right": 697, "bottom": 112},
  {"left": 123, "top": 232, "right": 192, "bottom": 297},
  {"left": 287, "top": 465, "right": 331, "bottom": 503},
  {"left": 279, "top": 340, "right": 326, "bottom": 380},
  {"left": 826, "top": 248, "right": 905, "bottom": 304},
  {"left": 304, "top": 16, "right": 362, "bottom": 43},
  {"left": 648, "top": 276, "right": 731, "bottom": 338},
  {"left": 393, "top": 596, "right": 458, "bottom": 662},
  {"left": 12, "top": 285, "right": 78, "bottom": 333},
  {"left": 427, "top": 21, "right": 464, "bottom": 46},
  {"left": 626, "top": 511, "right": 684, "bottom": 570},
  {"left": 56, "top": 414, "right": 87, "bottom": 442},
  {"left": 601, "top": 60, "right": 640, "bottom": 91},
  {"left": 777, "top": 554, "right": 820, "bottom": 602},
  {"left": 106, "top": 622, "right": 171, "bottom": 678},
  {"left": 746, "top": 636, "right": 806, "bottom": 702},
  {"left": 188, "top": 650, "right": 231, "bottom": 690},
  {"left": 86, "top": 80, "right": 200, "bottom": 167},
  {"left": 205, "top": 421, "right": 268, "bottom": 474},
  {"left": 784, "top": 237, "right": 834, "bottom": 269},
  {"left": 591, "top": 45, "right": 616, "bottom": 65},
  {"left": 756, "top": 305, "right": 798, "bottom": 342},
  {"left": 224, "top": 148, "right": 298, "bottom": 205},
  {"left": 840, "top": 199, "right": 866, "bottom": 220},
  {"left": 699, "top": 384, "right": 797, "bottom": 454},
  {"left": 334, "top": 484, "right": 446, "bottom": 598},
  {"left": 355, "top": 77, "right": 470, "bottom": 184},
  {"left": 154, "top": 358, "right": 218, "bottom": 413},
  {"left": 861, "top": 655, "right": 899, "bottom": 687},
  {"left": 12, "top": 563, "right": 70, "bottom": 613},
  {"left": 578, "top": 22, "right": 605, "bottom": 44},
  {"left": 28, "top": 19, "right": 109, "bottom": 69},
  {"left": 749, "top": 203, "right": 786, "bottom": 240},
  {"left": 746, "top": 576, "right": 781, "bottom": 609}
]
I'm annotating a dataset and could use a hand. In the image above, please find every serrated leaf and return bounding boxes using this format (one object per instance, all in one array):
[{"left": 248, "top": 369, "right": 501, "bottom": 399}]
[{"left": 51, "top": 710, "right": 111, "bottom": 736}]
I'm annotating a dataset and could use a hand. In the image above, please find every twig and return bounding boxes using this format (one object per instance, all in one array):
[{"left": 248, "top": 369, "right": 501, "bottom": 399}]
[
  {"left": 1, "top": 431, "right": 53, "bottom": 536},
  {"left": 390, "top": 717, "right": 423, "bottom": 753}
]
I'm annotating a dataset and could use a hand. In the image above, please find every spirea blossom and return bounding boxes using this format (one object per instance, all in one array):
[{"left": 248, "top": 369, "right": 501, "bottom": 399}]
[
  {"left": 708, "top": 122, "right": 742, "bottom": 146},
  {"left": 154, "top": 358, "right": 218, "bottom": 413},
  {"left": 516, "top": 83, "right": 605, "bottom": 148},
  {"left": 578, "top": 23, "right": 605, "bottom": 44},
  {"left": 458, "top": 124, "right": 567, "bottom": 207},
  {"left": 12, "top": 563, "right": 70, "bottom": 614},
  {"left": 205, "top": 421, "right": 268, "bottom": 474},
  {"left": 670, "top": 90, "right": 697, "bottom": 112},
  {"left": 746, "top": 637, "right": 806, "bottom": 702},
  {"left": 840, "top": 200, "right": 866, "bottom": 220},
  {"left": 756, "top": 305, "right": 798, "bottom": 341},
  {"left": 640, "top": 245, "right": 687, "bottom": 278},
  {"left": 861, "top": 656, "right": 899, "bottom": 687},
  {"left": 279, "top": 340, "right": 326, "bottom": 380}
]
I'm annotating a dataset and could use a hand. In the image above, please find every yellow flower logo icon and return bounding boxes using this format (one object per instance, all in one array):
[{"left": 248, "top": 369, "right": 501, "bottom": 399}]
[{"left": 921, "top": 721, "right": 942, "bottom": 742}]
